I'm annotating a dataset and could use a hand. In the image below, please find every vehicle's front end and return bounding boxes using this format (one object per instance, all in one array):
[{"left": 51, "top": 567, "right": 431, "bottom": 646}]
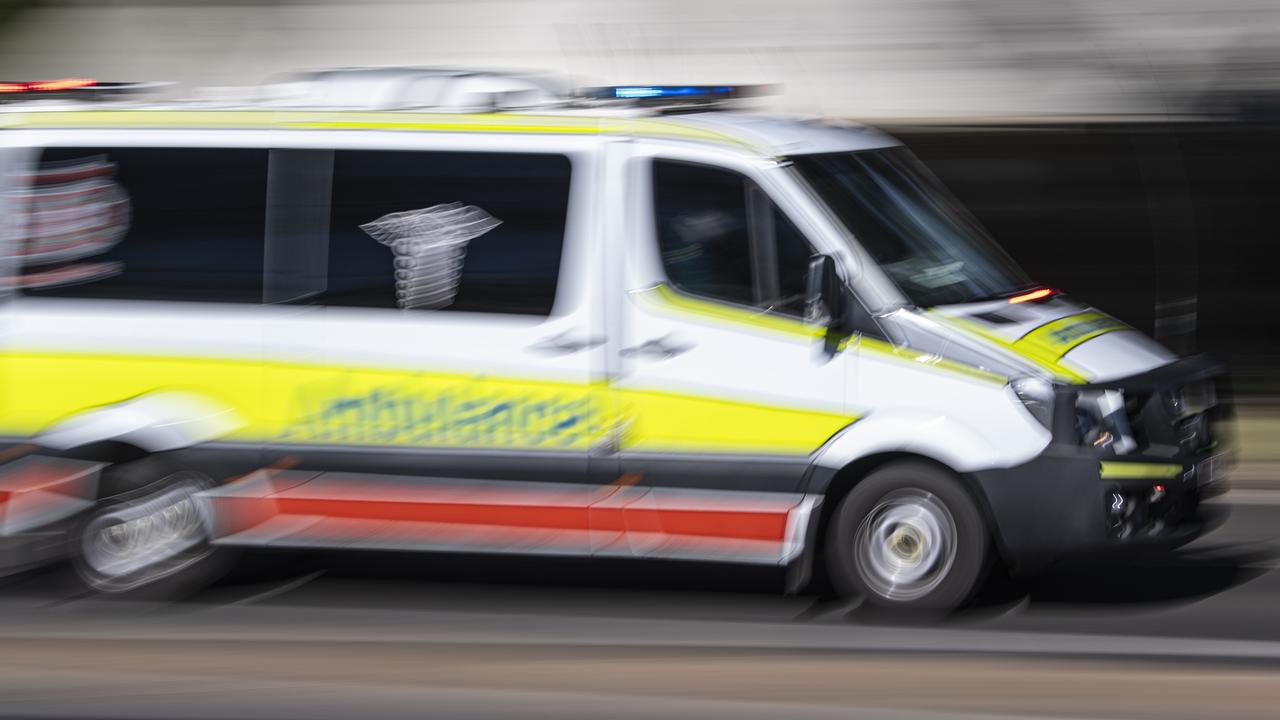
[
  {"left": 971, "top": 352, "right": 1232, "bottom": 569},
  {"left": 911, "top": 285, "right": 1234, "bottom": 570},
  {"left": 787, "top": 136, "right": 1233, "bottom": 584}
]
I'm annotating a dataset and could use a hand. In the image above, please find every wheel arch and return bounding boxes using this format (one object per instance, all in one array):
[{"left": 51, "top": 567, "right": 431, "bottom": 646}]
[{"left": 794, "top": 451, "right": 1012, "bottom": 593}]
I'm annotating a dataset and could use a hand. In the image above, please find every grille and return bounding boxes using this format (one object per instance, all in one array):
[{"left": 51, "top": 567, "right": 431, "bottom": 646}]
[{"left": 1167, "top": 380, "right": 1219, "bottom": 453}]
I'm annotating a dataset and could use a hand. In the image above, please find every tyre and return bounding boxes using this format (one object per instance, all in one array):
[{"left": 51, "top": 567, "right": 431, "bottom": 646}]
[
  {"left": 69, "top": 455, "right": 227, "bottom": 595},
  {"left": 825, "top": 461, "right": 990, "bottom": 610}
]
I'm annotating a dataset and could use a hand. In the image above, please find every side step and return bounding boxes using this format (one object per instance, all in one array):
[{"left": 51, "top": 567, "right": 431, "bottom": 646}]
[{"left": 201, "top": 470, "right": 816, "bottom": 566}]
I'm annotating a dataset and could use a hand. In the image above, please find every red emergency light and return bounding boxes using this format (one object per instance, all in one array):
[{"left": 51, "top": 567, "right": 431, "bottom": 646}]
[
  {"left": 0, "top": 78, "right": 98, "bottom": 94},
  {"left": 0, "top": 79, "right": 167, "bottom": 103}
]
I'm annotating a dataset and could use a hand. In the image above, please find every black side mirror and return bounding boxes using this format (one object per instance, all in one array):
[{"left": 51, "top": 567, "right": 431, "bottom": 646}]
[
  {"left": 805, "top": 254, "right": 845, "bottom": 327},
  {"left": 805, "top": 254, "right": 849, "bottom": 353}
]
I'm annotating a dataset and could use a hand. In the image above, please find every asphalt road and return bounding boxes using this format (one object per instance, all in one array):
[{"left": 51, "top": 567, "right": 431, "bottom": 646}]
[{"left": 0, "top": 492, "right": 1278, "bottom": 719}]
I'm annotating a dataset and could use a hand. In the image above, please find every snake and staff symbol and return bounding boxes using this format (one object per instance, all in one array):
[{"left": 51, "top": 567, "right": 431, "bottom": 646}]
[{"left": 359, "top": 202, "right": 502, "bottom": 310}]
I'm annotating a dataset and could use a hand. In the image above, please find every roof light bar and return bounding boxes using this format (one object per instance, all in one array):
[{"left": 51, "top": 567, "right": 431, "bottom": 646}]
[
  {"left": 0, "top": 78, "right": 98, "bottom": 94},
  {"left": 32, "top": 78, "right": 98, "bottom": 92},
  {"left": 0, "top": 79, "right": 169, "bottom": 102},
  {"left": 579, "top": 84, "right": 771, "bottom": 103},
  {"left": 612, "top": 86, "right": 733, "bottom": 99}
]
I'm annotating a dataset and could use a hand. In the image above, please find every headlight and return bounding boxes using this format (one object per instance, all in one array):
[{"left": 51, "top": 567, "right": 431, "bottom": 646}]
[
  {"left": 1010, "top": 376, "right": 1055, "bottom": 430},
  {"left": 1076, "top": 389, "right": 1136, "bottom": 454}
]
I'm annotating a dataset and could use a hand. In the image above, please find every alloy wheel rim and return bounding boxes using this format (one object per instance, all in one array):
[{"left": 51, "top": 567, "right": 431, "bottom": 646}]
[
  {"left": 80, "top": 478, "right": 212, "bottom": 589},
  {"left": 853, "top": 489, "right": 957, "bottom": 601}
]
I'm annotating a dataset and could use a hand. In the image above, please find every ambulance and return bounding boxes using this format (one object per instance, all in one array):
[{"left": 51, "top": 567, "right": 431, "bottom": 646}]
[{"left": 0, "top": 70, "right": 1230, "bottom": 608}]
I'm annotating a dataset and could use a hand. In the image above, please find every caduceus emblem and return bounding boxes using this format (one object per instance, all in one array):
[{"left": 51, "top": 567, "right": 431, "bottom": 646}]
[{"left": 358, "top": 202, "right": 502, "bottom": 310}]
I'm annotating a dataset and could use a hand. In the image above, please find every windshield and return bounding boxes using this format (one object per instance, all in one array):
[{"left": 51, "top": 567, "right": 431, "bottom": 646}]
[{"left": 791, "top": 147, "right": 1035, "bottom": 307}]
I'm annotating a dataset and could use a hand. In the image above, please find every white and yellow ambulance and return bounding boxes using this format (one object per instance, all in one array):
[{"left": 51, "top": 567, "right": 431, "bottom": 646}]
[{"left": 0, "top": 71, "right": 1230, "bottom": 608}]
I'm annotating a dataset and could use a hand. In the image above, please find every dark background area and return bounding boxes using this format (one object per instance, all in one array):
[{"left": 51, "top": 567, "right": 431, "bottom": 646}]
[{"left": 890, "top": 121, "right": 1280, "bottom": 391}]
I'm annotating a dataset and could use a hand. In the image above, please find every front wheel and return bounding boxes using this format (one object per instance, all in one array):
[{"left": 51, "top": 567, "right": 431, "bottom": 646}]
[{"left": 825, "top": 461, "right": 990, "bottom": 610}]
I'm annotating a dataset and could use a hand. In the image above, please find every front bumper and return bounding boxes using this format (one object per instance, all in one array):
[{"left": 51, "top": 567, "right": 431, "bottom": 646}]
[{"left": 971, "top": 355, "right": 1232, "bottom": 572}]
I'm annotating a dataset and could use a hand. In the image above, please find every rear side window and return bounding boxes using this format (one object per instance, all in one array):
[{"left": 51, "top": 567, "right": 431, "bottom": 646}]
[
  {"left": 321, "top": 150, "right": 572, "bottom": 315},
  {"left": 20, "top": 147, "right": 268, "bottom": 303},
  {"left": 653, "top": 160, "right": 815, "bottom": 317}
]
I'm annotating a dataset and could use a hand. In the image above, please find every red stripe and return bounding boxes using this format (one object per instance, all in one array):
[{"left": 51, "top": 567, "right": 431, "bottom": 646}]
[
  {"left": 208, "top": 476, "right": 797, "bottom": 545},
  {"left": 271, "top": 497, "right": 788, "bottom": 542},
  {"left": 644, "top": 507, "right": 787, "bottom": 541},
  {"left": 276, "top": 497, "right": 591, "bottom": 531}
]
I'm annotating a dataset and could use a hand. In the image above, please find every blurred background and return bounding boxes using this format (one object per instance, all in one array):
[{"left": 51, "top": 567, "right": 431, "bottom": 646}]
[{"left": 3, "top": 1, "right": 1280, "bottom": 718}]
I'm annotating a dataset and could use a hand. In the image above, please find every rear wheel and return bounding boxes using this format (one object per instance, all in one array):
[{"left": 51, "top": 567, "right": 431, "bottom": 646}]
[
  {"left": 825, "top": 461, "right": 990, "bottom": 610},
  {"left": 70, "top": 456, "right": 225, "bottom": 595}
]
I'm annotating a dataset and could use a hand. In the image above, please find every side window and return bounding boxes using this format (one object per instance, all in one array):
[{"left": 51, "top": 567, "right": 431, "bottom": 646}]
[
  {"left": 322, "top": 150, "right": 572, "bottom": 316},
  {"left": 773, "top": 208, "right": 817, "bottom": 315},
  {"left": 21, "top": 148, "right": 268, "bottom": 303},
  {"left": 653, "top": 160, "right": 814, "bottom": 317}
]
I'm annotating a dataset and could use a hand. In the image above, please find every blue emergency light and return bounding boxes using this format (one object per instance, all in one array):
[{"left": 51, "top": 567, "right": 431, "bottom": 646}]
[
  {"left": 612, "top": 86, "right": 733, "bottom": 99},
  {"left": 580, "top": 84, "right": 770, "bottom": 103}
]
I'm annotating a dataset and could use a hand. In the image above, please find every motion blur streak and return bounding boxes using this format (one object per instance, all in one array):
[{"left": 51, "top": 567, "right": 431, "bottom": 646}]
[
  {"left": 1, "top": 0, "right": 1278, "bottom": 118},
  {"left": 1, "top": 640, "right": 1278, "bottom": 719}
]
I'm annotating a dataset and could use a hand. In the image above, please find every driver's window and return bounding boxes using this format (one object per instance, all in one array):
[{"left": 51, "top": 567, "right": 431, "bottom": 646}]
[{"left": 653, "top": 160, "right": 814, "bottom": 317}]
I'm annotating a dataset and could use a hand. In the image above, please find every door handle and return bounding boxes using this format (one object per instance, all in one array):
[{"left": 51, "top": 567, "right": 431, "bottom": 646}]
[
  {"left": 527, "top": 331, "right": 606, "bottom": 355},
  {"left": 620, "top": 334, "right": 695, "bottom": 360}
]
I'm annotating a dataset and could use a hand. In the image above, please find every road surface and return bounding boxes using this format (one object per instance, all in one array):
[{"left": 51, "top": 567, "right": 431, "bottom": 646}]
[{"left": 0, "top": 492, "right": 1277, "bottom": 719}]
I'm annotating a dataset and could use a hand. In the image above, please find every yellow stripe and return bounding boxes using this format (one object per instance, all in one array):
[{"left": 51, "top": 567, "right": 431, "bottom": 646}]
[
  {"left": 929, "top": 311, "right": 1091, "bottom": 384},
  {"left": 1017, "top": 312, "right": 1128, "bottom": 360},
  {"left": 637, "top": 285, "right": 1004, "bottom": 384},
  {"left": 615, "top": 386, "right": 855, "bottom": 455},
  {"left": 1099, "top": 461, "right": 1183, "bottom": 480},
  {"left": 634, "top": 284, "right": 825, "bottom": 340},
  {"left": 3, "top": 110, "right": 765, "bottom": 155},
  {"left": 605, "top": 118, "right": 763, "bottom": 153},
  {"left": 857, "top": 337, "right": 1007, "bottom": 385},
  {"left": 0, "top": 350, "right": 851, "bottom": 457},
  {"left": 2, "top": 110, "right": 595, "bottom": 131}
]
